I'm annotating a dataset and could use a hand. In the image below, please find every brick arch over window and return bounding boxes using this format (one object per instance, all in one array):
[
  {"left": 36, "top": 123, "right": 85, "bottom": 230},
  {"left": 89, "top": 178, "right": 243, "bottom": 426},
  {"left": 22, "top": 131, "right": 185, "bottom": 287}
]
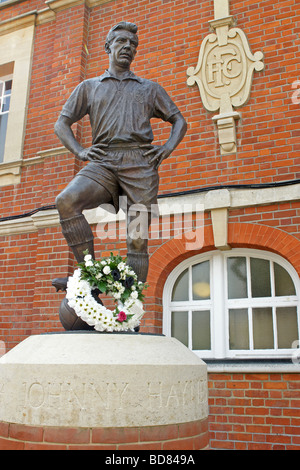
[
  {"left": 145, "top": 223, "right": 300, "bottom": 331},
  {"left": 227, "top": 223, "right": 300, "bottom": 275}
]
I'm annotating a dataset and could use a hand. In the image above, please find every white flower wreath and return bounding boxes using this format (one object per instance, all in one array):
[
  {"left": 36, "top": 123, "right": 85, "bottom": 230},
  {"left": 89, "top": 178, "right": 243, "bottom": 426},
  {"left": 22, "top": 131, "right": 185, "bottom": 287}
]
[{"left": 66, "top": 252, "right": 147, "bottom": 332}]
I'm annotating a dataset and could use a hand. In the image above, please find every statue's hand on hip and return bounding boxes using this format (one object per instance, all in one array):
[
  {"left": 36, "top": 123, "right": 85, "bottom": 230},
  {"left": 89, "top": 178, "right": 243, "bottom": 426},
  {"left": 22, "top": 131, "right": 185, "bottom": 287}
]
[
  {"left": 142, "top": 144, "right": 173, "bottom": 169},
  {"left": 78, "top": 144, "right": 108, "bottom": 162}
]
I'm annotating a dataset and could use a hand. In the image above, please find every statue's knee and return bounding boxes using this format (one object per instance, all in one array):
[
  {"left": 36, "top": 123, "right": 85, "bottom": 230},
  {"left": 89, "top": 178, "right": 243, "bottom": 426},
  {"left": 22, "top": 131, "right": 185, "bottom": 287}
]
[
  {"left": 55, "top": 191, "right": 76, "bottom": 218},
  {"left": 55, "top": 192, "right": 66, "bottom": 214}
]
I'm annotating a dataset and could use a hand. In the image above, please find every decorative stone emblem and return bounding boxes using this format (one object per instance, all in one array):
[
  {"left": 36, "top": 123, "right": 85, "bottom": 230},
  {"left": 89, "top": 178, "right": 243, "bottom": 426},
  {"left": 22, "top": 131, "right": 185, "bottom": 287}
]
[{"left": 187, "top": 2, "right": 264, "bottom": 154}]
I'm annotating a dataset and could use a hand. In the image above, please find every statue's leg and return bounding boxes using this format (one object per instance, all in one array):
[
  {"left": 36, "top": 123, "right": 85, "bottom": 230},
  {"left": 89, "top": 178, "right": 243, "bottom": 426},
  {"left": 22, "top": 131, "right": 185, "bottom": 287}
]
[
  {"left": 59, "top": 214, "right": 95, "bottom": 263},
  {"left": 126, "top": 211, "right": 151, "bottom": 283},
  {"left": 117, "top": 147, "right": 159, "bottom": 284},
  {"left": 55, "top": 175, "right": 112, "bottom": 263},
  {"left": 127, "top": 250, "right": 149, "bottom": 283}
]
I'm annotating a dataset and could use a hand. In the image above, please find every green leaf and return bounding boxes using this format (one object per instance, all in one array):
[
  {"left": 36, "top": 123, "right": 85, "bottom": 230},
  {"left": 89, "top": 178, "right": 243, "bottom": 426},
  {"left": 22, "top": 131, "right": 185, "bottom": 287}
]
[
  {"left": 98, "top": 281, "right": 107, "bottom": 293},
  {"left": 122, "top": 290, "right": 130, "bottom": 300}
]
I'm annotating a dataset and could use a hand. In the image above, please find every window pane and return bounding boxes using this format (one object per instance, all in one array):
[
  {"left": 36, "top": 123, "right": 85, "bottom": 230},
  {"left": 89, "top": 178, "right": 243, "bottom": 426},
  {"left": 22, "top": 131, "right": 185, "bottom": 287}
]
[
  {"left": 192, "top": 261, "right": 210, "bottom": 300},
  {"left": 172, "top": 268, "right": 188, "bottom": 301},
  {"left": 192, "top": 310, "right": 210, "bottom": 350},
  {"left": 250, "top": 258, "right": 271, "bottom": 297},
  {"left": 253, "top": 307, "right": 274, "bottom": 349},
  {"left": 171, "top": 311, "right": 188, "bottom": 347},
  {"left": 2, "top": 93, "right": 10, "bottom": 113},
  {"left": 276, "top": 307, "right": 299, "bottom": 349},
  {"left": 227, "top": 257, "right": 247, "bottom": 299},
  {"left": 274, "top": 263, "right": 296, "bottom": 296},
  {"left": 0, "top": 113, "right": 8, "bottom": 164},
  {"left": 0, "top": 80, "right": 12, "bottom": 113},
  {"left": 5, "top": 80, "right": 12, "bottom": 92},
  {"left": 229, "top": 309, "right": 249, "bottom": 349}
]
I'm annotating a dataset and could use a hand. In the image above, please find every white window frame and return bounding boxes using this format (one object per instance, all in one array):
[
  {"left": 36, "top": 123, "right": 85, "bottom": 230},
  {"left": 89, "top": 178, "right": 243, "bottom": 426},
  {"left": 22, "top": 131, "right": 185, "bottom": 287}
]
[
  {"left": 163, "top": 248, "right": 300, "bottom": 360},
  {"left": 0, "top": 74, "right": 13, "bottom": 163}
]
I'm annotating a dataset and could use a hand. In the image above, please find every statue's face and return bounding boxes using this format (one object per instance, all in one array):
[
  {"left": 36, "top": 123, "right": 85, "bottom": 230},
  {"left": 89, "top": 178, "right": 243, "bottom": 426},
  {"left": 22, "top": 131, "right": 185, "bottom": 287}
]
[{"left": 108, "top": 30, "right": 138, "bottom": 69}]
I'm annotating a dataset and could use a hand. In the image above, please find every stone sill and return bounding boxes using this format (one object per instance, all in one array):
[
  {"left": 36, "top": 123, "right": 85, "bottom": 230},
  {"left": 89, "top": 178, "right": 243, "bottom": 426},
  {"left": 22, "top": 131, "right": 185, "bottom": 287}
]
[{"left": 205, "top": 358, "right": 300, "bottom": 374}]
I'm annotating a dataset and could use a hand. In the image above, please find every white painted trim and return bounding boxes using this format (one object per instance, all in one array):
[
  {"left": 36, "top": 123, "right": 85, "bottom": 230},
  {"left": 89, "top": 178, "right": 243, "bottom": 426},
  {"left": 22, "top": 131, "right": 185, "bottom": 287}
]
[{"left": 207, "top": 362, "right": 300, "bottom": 373}]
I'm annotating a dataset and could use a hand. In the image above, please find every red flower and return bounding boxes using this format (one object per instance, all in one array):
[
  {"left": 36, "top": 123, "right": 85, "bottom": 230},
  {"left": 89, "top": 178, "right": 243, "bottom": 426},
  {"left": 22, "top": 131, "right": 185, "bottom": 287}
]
[{"left": 117, "top": 310, "right": 127, "bottom": 322}]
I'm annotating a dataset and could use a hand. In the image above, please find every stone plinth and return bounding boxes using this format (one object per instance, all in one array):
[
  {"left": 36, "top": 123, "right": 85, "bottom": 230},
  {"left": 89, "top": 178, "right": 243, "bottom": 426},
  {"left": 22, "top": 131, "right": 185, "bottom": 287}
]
[{"left": 0, "top": 332, "right": 209, "bottom": 450}]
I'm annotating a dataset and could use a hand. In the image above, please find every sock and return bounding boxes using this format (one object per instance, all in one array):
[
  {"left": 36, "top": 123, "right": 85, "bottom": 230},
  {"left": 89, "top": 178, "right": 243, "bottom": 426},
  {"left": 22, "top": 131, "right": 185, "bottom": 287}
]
[
  {"left": 60, "top": 214, "right": 95, "bottom": 263},
  {"left": 126, "top": 252, "right": 149, "bottom": 283}
]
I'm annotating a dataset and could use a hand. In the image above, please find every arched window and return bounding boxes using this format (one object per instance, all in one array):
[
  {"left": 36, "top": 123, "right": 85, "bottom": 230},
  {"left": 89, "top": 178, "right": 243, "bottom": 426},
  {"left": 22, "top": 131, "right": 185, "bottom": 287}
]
[{"left": 163, "top": 249, "right": 300, "bottom": 359}]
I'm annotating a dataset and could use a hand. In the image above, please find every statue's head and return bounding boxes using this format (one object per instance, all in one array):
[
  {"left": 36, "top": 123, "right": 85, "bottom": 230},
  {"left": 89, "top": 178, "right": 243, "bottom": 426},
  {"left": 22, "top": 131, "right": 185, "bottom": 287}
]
[
  {"left": 105, "top": 22, "right": 138, "bottom": 48},
  {"left": 105, "top": 22, "right": 138, "bottom": 68}
]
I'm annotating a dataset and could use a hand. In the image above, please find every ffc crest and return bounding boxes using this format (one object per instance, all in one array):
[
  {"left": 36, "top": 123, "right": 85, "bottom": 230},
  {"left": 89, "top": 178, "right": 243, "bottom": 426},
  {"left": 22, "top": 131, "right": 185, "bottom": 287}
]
[{"left": 187, "top": 12, "right": 264, "bottom": 154}]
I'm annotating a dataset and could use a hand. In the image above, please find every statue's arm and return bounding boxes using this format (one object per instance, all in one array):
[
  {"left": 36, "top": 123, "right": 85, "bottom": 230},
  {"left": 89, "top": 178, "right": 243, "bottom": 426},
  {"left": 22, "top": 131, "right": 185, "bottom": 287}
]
[
  {"left": 165, "top": 112, "right": 188, "bottom": 154},
  {"left": 54, "top": 115, "right": 107, "bottom": 161},
  {"left": 55, "top": 115, "right": 85, "bottom": 159},
  {"left": 143, "top": 112, "right": 187, "bottom": 169}
]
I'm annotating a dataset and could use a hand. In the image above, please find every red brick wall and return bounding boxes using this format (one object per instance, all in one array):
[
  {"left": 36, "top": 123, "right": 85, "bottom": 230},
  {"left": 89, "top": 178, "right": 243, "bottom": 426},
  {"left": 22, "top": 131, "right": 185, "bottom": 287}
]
[
  {"left": 0, "top": 417, "right": 209, "bottom": 450},
  {"left": 0, "top": 0, "right": 45, "bottom": 22},
  {"left": 208, "top": 373, "right": 300, "bottom": 450},
  {"left": 229, "top": 202, "right": 300, "bottom": 240}
]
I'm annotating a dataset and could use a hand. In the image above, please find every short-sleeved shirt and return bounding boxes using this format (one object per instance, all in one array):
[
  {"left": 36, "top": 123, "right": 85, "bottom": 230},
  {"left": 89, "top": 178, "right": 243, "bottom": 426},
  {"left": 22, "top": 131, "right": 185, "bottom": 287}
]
[{"left": 60, "top": 70, "right": 180, "bottom": 145}]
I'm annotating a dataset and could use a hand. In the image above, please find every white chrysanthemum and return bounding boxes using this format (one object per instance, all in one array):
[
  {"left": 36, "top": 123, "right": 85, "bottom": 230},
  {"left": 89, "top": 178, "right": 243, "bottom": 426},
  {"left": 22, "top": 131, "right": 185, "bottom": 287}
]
[
  {"left": 67, "top": 299, "right": 76, "bottom": 309},
  {"left": 76, "top": 280, "right": 91, "bottom": 296},
  {"left": 73, "top": 268, "right": 81, "bottom": 279},
  {"left": 103, "top": 265, "right": 111, "bottom": 275},
  {"left": 117, "top": 262, "right": 126, "bottom": 271}
]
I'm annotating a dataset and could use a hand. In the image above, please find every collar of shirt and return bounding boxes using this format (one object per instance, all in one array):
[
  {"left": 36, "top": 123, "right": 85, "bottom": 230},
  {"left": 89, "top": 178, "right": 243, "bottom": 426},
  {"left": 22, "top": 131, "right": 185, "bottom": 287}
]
[{"left": 99, "top": 70, "right": 142, "bottom": 83}]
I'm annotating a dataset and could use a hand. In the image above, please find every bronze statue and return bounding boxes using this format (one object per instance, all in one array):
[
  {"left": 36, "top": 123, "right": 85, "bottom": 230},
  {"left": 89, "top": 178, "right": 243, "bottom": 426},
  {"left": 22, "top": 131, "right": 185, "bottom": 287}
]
[{"left": 53, "top": 22, "right": 187, "bottom": 288}]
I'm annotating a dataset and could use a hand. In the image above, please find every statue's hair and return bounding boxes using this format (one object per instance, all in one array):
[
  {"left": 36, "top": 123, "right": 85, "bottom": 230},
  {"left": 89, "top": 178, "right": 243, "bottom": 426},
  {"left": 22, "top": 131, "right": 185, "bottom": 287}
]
[{"left": 105, "top": 22, "right": 138, "bottom": 47}]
